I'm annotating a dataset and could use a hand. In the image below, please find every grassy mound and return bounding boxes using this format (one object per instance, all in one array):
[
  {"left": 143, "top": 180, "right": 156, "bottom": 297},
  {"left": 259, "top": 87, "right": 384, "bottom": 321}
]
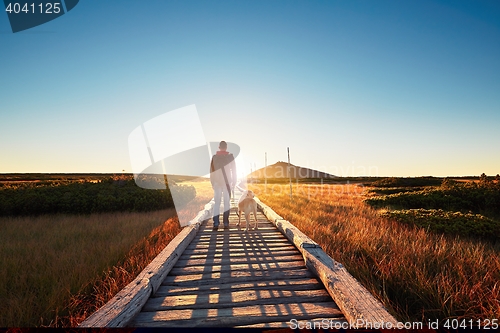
[{"left": 380, "top": 209, "right": 500, "bottom": 239}]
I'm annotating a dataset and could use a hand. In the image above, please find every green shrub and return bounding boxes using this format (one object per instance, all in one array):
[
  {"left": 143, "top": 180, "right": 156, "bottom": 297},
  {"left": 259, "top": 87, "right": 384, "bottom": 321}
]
[
  {"left": 371, "top": 177, "right": 443, "bottom": 188},
  {"left": 380, "top": 209, "right": 500, "bottom": 240},
  {"left": 0, "top": 177, "right": 196, "bottom": 216},
  {"left": 365, "top": 178, "right": 500, "bottom": 217},
  {"left": 368, "top": 187, "right": 426, "bottom": 195}
]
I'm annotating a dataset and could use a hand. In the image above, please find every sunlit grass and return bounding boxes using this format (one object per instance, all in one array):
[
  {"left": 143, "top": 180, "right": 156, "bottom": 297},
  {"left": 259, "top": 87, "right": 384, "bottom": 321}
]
[
  {"left": 0, "top": 209, "right": 176, "bottom": 327},
  {"left": 249, "top": 183, "right": 500, "bottom": 321},
  {"left": 66, "top": 180, "right": 214, "bottom": 327},
  {"left": 0, "top": 179, "right": 214, "bottom": 327}
]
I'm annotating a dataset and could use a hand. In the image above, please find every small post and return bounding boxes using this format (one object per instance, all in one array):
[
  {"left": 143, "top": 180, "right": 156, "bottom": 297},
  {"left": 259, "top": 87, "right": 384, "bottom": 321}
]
[
  {"left": 249, "top": 163, "right": 253, "bottom": 184},
  {"left": 288, "top": 147, "right": 292, "bottom": 201},
  {"left": 161, "top": 160, "right": 168, "bottom": 188},
  {"left": 265, "top": 152, "right": 267, "bottom": 192}
]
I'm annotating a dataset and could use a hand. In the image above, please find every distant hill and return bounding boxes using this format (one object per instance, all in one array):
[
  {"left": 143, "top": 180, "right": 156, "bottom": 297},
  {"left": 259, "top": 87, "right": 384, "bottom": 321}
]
[{"left": 248, "top": 161, "right": 336, "bottom": 179}]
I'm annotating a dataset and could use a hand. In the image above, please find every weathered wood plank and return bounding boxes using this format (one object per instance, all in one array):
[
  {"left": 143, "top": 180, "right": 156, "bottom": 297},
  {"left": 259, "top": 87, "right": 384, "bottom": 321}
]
[
  {"left": 174, "top": 254, "right": 304, "bottom": 267},
  {"left": 197, "top": 227, "right": 276, "bottom": 234},
  {"left": 143, "top": 289, "right": 332, "bottom": 311},
  {"left": 185, "top": 199, "right": 215, "bottom": 227},
  {"left": 303, "top": 247, "right": 398, "bottom": 328},
  {"left": 181, "top": 245, "right": 298, "bottom": 256},
  {"left": 186, "top": 241, "right": 293, "bottom": 250},
  {"left": 236, "top": 318, "right": 349, "bottom": 329},
  {"left": 154, "top": 278, "right": 323, "bottom": 297},
  {"left": 179, "top": 249, "right": 301, "bottom": 260},
  {"left": 194, "top": 234, "right": 287, "bottom": 242},
  {"left": 130, "top": 302, "right": 344, "bottom": 327},
  {"left": 196, "top": 230, "right": 284, "bottom": 238},
  {"left": 169, "top": 260, "right": 306, "bottom": 275},
  {"left": 161, "top": 268, "right": 316, "bottom": 286},
  {"left": 192, "top": 238, "right": 290, "bottom": 246},
  {"left": 252, "top": 197, "right": 284, "bottom": 223},
  {"left": 79, "top": 278, "right": 151, "bottom": 328},
  {"left": 253, "top": 198, "right": 320, "bottom": 249},
  {"left": 274, "top": 219, "right": 321, "bottom": 249}
]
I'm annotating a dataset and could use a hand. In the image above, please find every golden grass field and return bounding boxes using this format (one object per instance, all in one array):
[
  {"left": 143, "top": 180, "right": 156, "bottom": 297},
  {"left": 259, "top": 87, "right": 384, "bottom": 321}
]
[
  {"left": 249, "top": 182, "right": 500, "bottom": 322},
  {"left": 0, "top": 208, "right": 176, "bottom": 327},
  {"left": 0, "top": 178, "right": 213, "bottom": 327},
  {"left": 2, "top": 177, "right": 499, "bottom": 326}
]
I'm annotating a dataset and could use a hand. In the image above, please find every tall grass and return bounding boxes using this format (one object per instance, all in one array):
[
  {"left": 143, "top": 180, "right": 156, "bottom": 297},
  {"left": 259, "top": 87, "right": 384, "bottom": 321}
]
[
  {"left": 65, "top": 179, "right": 214, "bottom": 327},
  {"left": 0, "top": 209, "right": 176, "bottom": 327},
  {"left": 63, "top": 213, "right": 182, "bottom": 326},
  {"left": 249, "top": 183, "right": 500, "bottom": 322},
  {"left": 0, "top": 178, "right": 214, "bottom": 327}
]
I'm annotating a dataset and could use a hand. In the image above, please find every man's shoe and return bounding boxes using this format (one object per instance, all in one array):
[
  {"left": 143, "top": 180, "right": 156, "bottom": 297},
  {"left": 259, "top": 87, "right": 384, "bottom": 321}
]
[
  {"left": 223, "top": 226, "right": 229, "bottom": 230},
  {"left": 212, "top": 226, "right": 218, "bottom": 231}
]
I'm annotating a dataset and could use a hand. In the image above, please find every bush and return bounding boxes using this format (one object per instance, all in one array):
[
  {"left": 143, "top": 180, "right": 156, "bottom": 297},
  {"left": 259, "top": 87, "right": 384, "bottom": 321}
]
[
  {"left": 371, "top": 177, "right": 443, "bottom": 188},
  {"left": 367, "top": 187, "right": 426, "bottom": 195},
  {"left": 380, "top": 209, "right": 500, "bottom": 240},
  {"left": 0, "top": 177, "right": 196, "bottom": 216},
  {"left": 365, "top": 178, "right": 500, "bottom": 218}
]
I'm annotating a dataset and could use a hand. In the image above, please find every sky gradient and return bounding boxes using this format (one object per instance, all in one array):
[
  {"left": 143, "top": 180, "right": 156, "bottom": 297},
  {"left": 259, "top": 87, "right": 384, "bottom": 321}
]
[{"left": 1, "top": 0, "right": 499, "bottom": 177}]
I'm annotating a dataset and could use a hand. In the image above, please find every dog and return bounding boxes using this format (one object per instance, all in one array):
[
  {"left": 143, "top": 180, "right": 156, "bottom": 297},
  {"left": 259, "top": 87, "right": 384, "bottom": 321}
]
[{"left": 236, "top": 190, "right": 258, "bottom": 232}]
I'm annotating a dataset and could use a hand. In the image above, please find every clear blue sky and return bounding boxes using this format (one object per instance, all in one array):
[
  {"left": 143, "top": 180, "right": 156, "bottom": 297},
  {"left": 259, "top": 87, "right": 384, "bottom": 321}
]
[{"left": 1, "top": 0, "right": 499, "bottom": 177}]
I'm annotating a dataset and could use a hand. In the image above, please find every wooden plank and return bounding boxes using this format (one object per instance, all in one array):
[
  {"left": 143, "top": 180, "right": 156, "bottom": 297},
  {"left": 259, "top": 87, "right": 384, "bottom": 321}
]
[
  {"left": 185, "top": 199, "right": 215, "bottom": 227},
  {"left": 135, "top": 223, "right": 201, "bottom": 293},
  {"left": 174, "top": 254, "right": 304, "bottom": 267},
  {"left": 197, "top": 227, "right": 276, "bottom": 234},
  {"left": 130, "top": 302, "right": 344, "bottom": 327},
  {"left": 303, "top": 247, "right": 398, "bottom": 328},
  {"left": 161, "top": 268, "right": 316, "bottom": 286},
  {"left": 186, "top": 241, "right": 292, "bottom": 250},
  {"left": 192, "top": 238, "right": 290, "bottom": 246},
  {"left": 196, "top": 230, "right": 284, "bottom": 238},
  {"left": 169, "top": 260, "right": 306, "bottom": 275},
  {"left": 143, "top": 289, "right": 332, "bottom": 311},
  {"left": 236, "top": 318, "right": 349, "bottom": 329},
  {"left": 194, "top": 234, "right": 287, "bottom": 242},
  {"left": 196, "top": 233, "right": 288, "bottom": 240},
  {"left": 181, "top": 245, "right": 298, "bottom": 255},
  {"left": 154, "top": 278, "right": 323, "bottom": 296},
  {"left": 179, "top": 249, "right": 301, "bottom": 260},
  {"left": 253, "top": 198, "right": 320, "bottom": 249},
  {"left": 79, "top": 278, "right": 151, "bottom": 327},
  {"left": 274, "top": 219, "right": 320, "bottom": 249},
  {"left": 252, "top": 196, "right": 284, "bottom": 223}
]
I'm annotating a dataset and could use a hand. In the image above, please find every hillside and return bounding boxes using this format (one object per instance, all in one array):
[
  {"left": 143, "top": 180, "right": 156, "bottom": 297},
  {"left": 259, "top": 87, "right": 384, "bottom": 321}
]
[{"left": 248, "top": 161, "right": 336, "bottom": 179}]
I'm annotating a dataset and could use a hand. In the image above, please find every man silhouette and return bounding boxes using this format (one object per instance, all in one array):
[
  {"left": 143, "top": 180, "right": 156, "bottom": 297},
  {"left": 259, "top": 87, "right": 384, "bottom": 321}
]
[{"left": 210, "top": 141, "right": 237, "bottom": 231}]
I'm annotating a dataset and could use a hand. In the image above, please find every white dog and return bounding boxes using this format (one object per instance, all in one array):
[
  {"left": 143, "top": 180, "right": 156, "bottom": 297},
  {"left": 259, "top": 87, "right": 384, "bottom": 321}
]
[{"left": 236, "top": 190, "right": 258, "bottom": 232}]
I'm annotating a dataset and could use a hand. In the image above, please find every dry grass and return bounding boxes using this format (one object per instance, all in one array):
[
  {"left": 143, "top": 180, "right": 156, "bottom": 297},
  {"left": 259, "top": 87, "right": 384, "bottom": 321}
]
[
  {"left": 0, "top": 179, "right": 214, "bottom": 327},
  {"left": 249, "top": 183, "right": 500, "bottom": 322},
  {"left": 0, "top": 209, "right": 177, "bottom": 327},
  {"left": 63, "top": 216, "right": 182, "bottom": 326},
  {"left": 64, "top": 179, "right": 214, "bottom": 327}
]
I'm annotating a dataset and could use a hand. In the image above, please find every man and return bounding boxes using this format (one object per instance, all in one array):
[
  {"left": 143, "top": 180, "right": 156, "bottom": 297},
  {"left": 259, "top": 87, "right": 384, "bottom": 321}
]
[{"left": 210, "top": 141, "right": 237, "bottom": 231}]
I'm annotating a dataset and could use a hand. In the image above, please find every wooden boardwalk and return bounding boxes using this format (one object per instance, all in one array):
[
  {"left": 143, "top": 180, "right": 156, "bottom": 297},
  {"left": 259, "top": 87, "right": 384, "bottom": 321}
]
[
  {"left": 130, "top": 207, "right": 345, "bottom": 327},
  {"left": 80, "top": 188, "right": 397, "bottom": 328}
]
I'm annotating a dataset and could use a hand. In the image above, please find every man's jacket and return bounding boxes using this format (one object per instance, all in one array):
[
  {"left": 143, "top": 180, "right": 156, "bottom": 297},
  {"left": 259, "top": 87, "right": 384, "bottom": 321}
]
[{"left": 210, "top": 151, "right": 237, "bottom": 188}]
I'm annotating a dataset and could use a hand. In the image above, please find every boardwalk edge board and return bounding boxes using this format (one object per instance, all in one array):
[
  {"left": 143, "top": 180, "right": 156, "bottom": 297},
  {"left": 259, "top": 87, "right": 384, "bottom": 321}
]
[
  {"left": 254, "top": 196, "right": 399, "bottom": 328},
  {"left": 78, "top": 200, "right": 215, "bottom": 328}
]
